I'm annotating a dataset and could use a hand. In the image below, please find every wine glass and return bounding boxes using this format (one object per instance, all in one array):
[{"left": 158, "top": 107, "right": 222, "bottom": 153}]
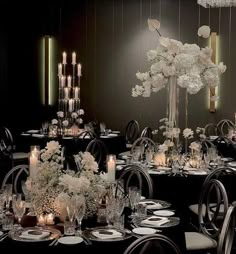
[
  {"left": 2, "top": 184, "right": 12, "bottom": 211},
  {"left": 73, "top": 195, "right": 86, "bottom": 235},
  {"left": 12, "top": 195, "right": 26, "bottom": 228},
  {"left": 128, "top": 186, "right": 141, "bottom": 218}
]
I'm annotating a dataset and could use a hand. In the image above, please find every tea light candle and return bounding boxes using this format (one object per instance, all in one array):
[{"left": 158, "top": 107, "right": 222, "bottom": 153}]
[
  {"left": 154, "top": 152, "right": 166, "bottom": 166},
  {"left": 107, "top": 155, "right": 116, "bottom": 182},
  {"left": 46, "top": 213, "right": 54, "bottom": 225},
  {"left": 38, "top": 215, "right": 45, "bottom": 226}
]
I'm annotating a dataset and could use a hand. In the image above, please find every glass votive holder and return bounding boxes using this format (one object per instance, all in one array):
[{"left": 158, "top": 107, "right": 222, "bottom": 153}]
[
  {"left": 2, "top": 212, "right": 14, "bottom": 231},
  {"left": 37, "top": 214, "right": 46, "bottom": 227},
  {"left": 64, "top": 217, "right": 75, "bottom": 236}
]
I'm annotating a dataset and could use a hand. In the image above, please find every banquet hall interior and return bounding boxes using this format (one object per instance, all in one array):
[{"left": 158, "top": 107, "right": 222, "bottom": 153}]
[{"left": 0, "top": 0, "right": 236, "bottom": 253}]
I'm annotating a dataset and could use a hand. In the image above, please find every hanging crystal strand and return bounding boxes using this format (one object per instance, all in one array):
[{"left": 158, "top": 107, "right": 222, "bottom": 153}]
[{"left": 185, "top": 89, "right": 188, "bottom": 153}]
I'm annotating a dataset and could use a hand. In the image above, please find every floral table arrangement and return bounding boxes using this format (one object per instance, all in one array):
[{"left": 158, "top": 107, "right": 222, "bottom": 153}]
[
  {"left": 26, "top": 141, "right": 109, "bottom": 222},
  {"left": 132, "top": 19, "right": 226, "bottom": 128}
]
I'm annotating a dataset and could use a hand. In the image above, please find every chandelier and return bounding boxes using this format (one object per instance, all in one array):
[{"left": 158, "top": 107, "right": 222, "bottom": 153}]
[{"left": 197, "top": 0, "right": 236, "bottom": 7}]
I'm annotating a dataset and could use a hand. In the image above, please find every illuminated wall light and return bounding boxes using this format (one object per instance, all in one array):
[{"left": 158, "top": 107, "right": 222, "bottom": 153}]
[
  {"left": 40, "top": 36, "right": 56, "bottom": 106},
  {"left": 209, "top": 32, "right": 217, "bottom": 113}
]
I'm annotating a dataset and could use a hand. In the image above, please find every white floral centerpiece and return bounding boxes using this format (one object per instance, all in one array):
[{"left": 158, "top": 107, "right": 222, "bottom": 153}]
[
  {"left": 26, "top": 141, "right": 108, "bottom": 219},
  {"left": 132, "top": 19, "right": 226, "bottom": 127}
]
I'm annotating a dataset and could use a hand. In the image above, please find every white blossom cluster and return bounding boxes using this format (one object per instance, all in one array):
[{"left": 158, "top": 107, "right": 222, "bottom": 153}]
[
  {"left": 132, "top": 20, "right": 226, "bottom": 97},
  {"left": 27, "top": 141, "right": 108, "bottom": 217}
]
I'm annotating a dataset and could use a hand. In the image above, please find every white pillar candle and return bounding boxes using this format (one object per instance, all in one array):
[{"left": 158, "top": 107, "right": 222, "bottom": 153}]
[
  {"left": 62, "top": 52, "right": 67, "bottom": 64},
  {"left": 58, "top": 63, "right": 62, "bottom": 76},
  {"left": 74, "top": 87, "right": 79, "bottom": 99},
  {"left": 67, "top": 75, "right": 72, "bottom": 88},
  {"left": 77, "top": 63, "right": 82, "bottom": 76},
  {"left": 64, "top": 87, "right": 69, "bottom": 99},
  {"left": 72, "top": 52, "right": 76, "bottom": 65},
  {"left": 107, "top": 155, "right": 116, "bottom": 182},
  {"left": 29, "top": 152, "right": 38, "bottom": 179},
  {"left": 68, "top": 99, "right": 74, "bottom": 112}
]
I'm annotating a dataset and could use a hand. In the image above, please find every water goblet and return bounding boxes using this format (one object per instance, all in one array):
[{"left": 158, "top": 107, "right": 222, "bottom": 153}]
[{"left": 74, "top": 195, "right": 86, "bottom": 235}]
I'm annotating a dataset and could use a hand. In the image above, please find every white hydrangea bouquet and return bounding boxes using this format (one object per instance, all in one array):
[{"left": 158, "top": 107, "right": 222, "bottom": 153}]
[
  {"left": 26, "top": 141, "right": 108, "bottom": 219},
  {"left": 132, "top": 19, "right": 226, "bottom": 98}
]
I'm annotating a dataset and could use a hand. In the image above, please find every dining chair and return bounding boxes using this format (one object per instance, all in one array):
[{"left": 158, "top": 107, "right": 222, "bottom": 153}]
[
  {"left": 213, "top": 136, "right": 236, "bottom": 159},
  {"left": 140, "top": 127, "right": 153, "bottom": 140},
  {"left": 118, "top": 164, "right": 153, "bottom": 199},
  {"left": 77, "top": 130, "right": 97, "bottom": 139},
  {"left": 216, "top": 119, "right": 235, "bottom": 137},
  {"left": 189, "top": 167, "right": 236, "bottom": 221},
  {"left": 125, "top": 120, "right": 140, "bottom": 148},
  {"left": 0, "top": 127, "right": 28, "bottom": 167},
  {"left": 131, "top": 137, "right": 158, "bottom": 155},
  {"left": 86, "top": 138, "right": 108, "bottom": 169},
  {"left": 185, "top": 178, "right": 229, "bottom": 253},
  {"left": 217, "top": 202, "right": 236, "bottom": 254},
  {"left": 123, "top": 234, "right": 182, "bottom": 254},
  {"left": 1, "top": 164, "right": 29, "bottom": 194}
]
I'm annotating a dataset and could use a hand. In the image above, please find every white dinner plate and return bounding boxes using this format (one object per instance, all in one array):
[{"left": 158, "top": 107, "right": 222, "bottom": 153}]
[
  {"left": 228, "top": 161, "right": 236, "bottom": 167},
  {"left": 58, "top": 236, "right": 83, "bottom": 245},
  {"left": 21, "top": 133, "right": 31, "bottom": 136},
  {"left": 153, "top": 210, "right": 175, "bottom": 217},
  {"left": 186, "top": 171, "right": 207, "bottom": 175},
  {"left": 112, "top": 131, "right": 120, "bottom": 134},
  {"left": 116, "top": 159, "right": 126, "bottom": 165},
  {"left": 132, "top": 227, "right": 156, "bottom": 235},
  {"left": 26, "top": 130, "right": 39, "bottom": 134}
]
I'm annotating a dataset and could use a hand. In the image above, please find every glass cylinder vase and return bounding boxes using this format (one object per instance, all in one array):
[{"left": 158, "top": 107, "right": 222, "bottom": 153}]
[{"left": 167, "top": 76, "right": 179, "bottom": 128}]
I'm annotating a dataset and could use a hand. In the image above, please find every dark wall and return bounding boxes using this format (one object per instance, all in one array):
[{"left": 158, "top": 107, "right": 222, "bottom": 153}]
[{"left": 0, "top": 0, "right": 235, "bottom": 135}]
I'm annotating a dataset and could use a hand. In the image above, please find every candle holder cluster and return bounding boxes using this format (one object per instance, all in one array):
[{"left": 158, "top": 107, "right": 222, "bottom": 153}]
[{"left": 58, "top": 51, "right": 82, "bottom": 117}]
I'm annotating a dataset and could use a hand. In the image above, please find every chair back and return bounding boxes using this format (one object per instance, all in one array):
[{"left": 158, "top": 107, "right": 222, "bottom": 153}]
[
  {"left": 216, "top": 119, "right": 235, "bottom": 136},
  {"left": 86, "top": 138, "right": 108, "bottom": 169},
  {"left": 123, "top": 234, "right": 182, "bottom": 254},
  {"left": 118, "top": 164, "right": 153, "bottom": 198},
  {"left": 140, "top": 127, "right": 153, "bottom": 139},
  {"left": 77, "top": 130, "right": 96, "bottom": 139},
  {"left": 1, "top": 164, "right": 29, "bottom": 194},
  {"left": 204, "top": 123, "right": 219, "bottom": 137},
  {"left": 125, "top": 120, "right": 140, "bottom": 145},
  {"left": 198, "top": 179, "right": 229, "bottom": 238},
  {"left": 217, "top": 202, "right": 236, "bottom": 254},
  {"left": 131, "top": 137, "right": 158, "bottom": 156},
  {"left": 213, "top": 136, "right": 236, "bottom": 159},
  {"left": 0, "top": 127, "right": 14, "bottom": 157}
]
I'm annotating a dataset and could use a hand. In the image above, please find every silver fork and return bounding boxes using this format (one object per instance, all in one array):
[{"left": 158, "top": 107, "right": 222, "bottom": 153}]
[{"left": 0, "top": 233, "right": 8, "bottom": 242}]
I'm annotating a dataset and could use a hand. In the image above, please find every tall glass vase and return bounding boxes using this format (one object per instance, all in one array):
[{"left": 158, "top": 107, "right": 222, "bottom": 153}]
[{"left": 167, "top": 76, "right": 179, "bottom": 128}]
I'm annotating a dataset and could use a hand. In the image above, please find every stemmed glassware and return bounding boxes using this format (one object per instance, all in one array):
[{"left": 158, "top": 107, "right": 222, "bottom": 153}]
[
  {"left": 73, "top": 195, "right": 86, "bottom": 235},
  {"left": 12, "top": 194, "right": 26, "bottom": 228},
  {"left": 2, "top": 184, "right": 12, "bottom": 211}
]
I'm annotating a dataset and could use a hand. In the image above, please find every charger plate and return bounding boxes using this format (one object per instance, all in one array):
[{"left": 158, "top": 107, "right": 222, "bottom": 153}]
[
  {"left": 82, "top": 227, "right": 132, "bottom": 242},
  {"left": 8, "top": 227, "right": 61, "bottom": 242},
  {"left": 133, "top": 216, "right": 180, "bottom": 229}
]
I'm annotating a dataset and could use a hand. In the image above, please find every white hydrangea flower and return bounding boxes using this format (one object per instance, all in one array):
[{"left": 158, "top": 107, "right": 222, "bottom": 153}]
[
  {"left": 198, "top": 25, "right": 211, "bottom": 38},
  {"left": 52, "top": 119, "right": 58, "bottom": 125},
  {"left": 183, "top": 128, "right": 194, "bottom": 139}
]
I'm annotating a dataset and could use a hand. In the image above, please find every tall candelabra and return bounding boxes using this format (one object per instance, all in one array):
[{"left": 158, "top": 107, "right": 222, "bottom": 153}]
[{"left": 57, "top": 51, "right": 82, "bottom": 117}]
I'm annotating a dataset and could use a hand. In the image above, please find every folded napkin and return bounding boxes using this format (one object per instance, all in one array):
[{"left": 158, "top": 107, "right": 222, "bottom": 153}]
[
  {"left": 19, "top": 230, "right": 50, "bottom": 240},
  {"left": 32, "top": 134, "right": 45, "bottom": 138},
  {"left": 92, "top": 229, "right": 122, "bottom": 239},
  {"left": 139, "top": 201, "right": 163, "bottom": 210},
  {"left": 141, "top": 216, "right": 169, "bottom": 227}
]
